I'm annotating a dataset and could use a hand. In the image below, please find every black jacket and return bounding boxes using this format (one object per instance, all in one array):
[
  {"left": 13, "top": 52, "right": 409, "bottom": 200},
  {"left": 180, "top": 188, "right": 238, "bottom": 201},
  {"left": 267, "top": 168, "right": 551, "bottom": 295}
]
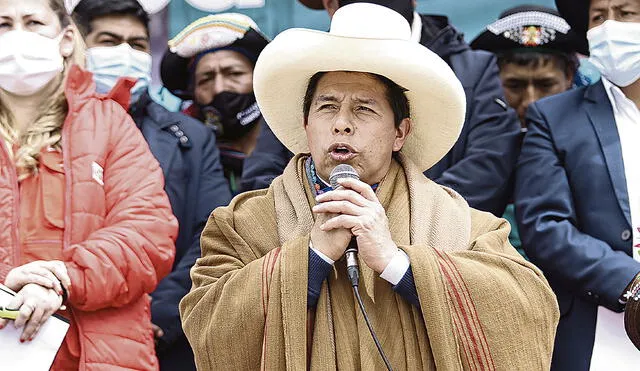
[
  {"left": 242, "top": 15, "right": 520, "bottom": 216},
  {"left": 131, "top": 94, "right": 232, "bottom": 370}
]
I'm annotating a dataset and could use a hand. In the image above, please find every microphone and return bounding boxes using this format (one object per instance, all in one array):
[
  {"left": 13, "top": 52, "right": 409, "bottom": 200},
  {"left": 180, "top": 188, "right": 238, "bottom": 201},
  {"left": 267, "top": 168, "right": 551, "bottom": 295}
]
[{"left": 329, "top": 164, "right": 360, "bottom": 287}]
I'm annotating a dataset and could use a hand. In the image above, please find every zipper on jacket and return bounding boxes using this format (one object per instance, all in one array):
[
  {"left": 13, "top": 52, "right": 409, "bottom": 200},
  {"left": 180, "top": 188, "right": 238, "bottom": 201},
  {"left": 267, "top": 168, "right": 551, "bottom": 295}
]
[{"left": 0, "top": 139, "right": 21, "bottom": 267}]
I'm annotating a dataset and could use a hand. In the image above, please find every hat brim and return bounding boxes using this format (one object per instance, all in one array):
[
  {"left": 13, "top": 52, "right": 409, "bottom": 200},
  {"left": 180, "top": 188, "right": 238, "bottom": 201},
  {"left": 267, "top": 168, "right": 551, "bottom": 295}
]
[
  {"left": 253, "top": 28, "right": 467, "bottom": 172},
  {"left": 470, "top": 28, "right": 589, "bottom": 55},
  {"left": 555, "top": 0, "right": 590, "bottom": 54}
]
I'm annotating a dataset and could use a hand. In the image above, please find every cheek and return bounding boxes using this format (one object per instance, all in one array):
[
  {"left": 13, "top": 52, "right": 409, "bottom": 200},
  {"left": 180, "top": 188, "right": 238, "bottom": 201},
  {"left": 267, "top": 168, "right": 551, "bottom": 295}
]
[
  {"left": 239, "top": 73, "right": 254, "bottom": 94},
  {"left": 194, "top": 85, "right": 212, "bottom": 105},
  {"left": 501, "top": 88, "right": 521, "bottom": 107}
]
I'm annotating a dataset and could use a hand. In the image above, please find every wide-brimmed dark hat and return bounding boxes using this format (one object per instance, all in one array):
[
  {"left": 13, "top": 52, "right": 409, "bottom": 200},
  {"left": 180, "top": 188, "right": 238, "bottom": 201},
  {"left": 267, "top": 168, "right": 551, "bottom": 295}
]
[
  {"left": 160, "top": 13, "right": 269, "bottom": 100},
  {"left": 556, "top": 0, "right": 590, "bottom": 54},
  {"left": 470, "top": 5, "right": 588, "bottom": 55}
]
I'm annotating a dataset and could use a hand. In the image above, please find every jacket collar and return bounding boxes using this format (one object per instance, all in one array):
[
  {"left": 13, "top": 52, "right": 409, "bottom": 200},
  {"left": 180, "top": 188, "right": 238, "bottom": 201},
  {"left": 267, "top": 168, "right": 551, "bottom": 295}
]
[
  {"left": 418, "top": 14, "right": 469, "bottom": 59},
  {"left": 584, "top": 79, "right": 632, "bottom": 226},
  {"left": 64, "top": 65, "right": 136, "bottom": 111},
  {"left": 130, "top": 92, "right": 181, "bottom": 131}
]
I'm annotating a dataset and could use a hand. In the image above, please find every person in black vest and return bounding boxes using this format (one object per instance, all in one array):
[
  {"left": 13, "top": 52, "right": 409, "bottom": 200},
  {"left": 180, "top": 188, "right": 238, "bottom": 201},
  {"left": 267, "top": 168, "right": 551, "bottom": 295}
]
[
  {"left": 72, "top": 1, "right": 232, "bottom": 369},
  {"left": 242, "top": 0, "right": 520, "bottom": 218}
]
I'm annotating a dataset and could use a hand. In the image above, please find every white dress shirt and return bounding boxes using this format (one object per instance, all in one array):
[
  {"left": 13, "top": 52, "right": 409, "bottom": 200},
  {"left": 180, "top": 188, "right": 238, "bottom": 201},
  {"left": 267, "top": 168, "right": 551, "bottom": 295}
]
[{"left": 590, "top": 78, "right": 640, "bottom": 369}]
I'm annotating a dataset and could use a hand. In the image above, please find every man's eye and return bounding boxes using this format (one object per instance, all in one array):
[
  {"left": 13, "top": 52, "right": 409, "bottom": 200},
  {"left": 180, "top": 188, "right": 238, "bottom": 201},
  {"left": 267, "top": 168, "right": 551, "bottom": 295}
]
[
  {"left": 197, "top": 77, "right": 212, "bottom": 86},
  {"left": 27, "top": 20, "right": 44, "bottom": 26},
  {"left": 504, "top": 82, "right": 525, "bottom": 90},
  {"left": 591, "top": 14, "right": 605, "bottom": 23},
  {"left": 356, "top": 106, "right": 374, "bottom": 113},
  {"left": 319, "top": 104, "right": 337, "bottom": 110},
  {"left": 131, "top": 43, "right": 148, "bottom": 51}
]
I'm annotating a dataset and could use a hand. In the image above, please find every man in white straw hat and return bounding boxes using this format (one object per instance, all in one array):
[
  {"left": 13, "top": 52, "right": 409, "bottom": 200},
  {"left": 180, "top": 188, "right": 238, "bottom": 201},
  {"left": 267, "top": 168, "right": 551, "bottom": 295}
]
[
  {"left": 243, "top": 0, "right": 521, "bottom": 220},
  {"left": 180, "top": 3, "right": 558, "bottom": 370}
]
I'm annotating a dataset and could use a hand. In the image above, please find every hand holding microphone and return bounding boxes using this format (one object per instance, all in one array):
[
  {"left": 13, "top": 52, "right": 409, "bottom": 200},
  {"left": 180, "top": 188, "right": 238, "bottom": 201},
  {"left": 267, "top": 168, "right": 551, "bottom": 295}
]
[{"left": 311, "top": 164, "right": 398, "bottom": 275}]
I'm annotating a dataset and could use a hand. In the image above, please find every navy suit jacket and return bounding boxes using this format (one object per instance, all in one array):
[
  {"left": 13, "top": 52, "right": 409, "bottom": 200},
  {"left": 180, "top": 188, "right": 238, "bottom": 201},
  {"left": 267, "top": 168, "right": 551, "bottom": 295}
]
[
  {"left": 132, "top": 94, "right": 232, "bottom": 370},
  {"left": 515, "top": 80, "right": 640, "bottom": 371}
]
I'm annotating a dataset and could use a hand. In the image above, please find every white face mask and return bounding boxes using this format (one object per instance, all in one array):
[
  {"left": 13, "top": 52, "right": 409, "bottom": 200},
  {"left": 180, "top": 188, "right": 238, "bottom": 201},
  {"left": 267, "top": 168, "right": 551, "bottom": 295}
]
[
  {"left": 587, "top": 20, "right": 640, "bottom": 87},
  {"left": 0, "top": 30, "right": 64, "bottom": 96},
  {"left": 86, "top": 43, "right": 152, "bottom": 102}
]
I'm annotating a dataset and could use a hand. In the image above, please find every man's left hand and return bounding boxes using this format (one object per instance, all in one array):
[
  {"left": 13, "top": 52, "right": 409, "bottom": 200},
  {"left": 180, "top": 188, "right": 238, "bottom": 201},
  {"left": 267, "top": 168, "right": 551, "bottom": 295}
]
[{"left": 312, "top": 178, "right": 397, "bottom": 273}]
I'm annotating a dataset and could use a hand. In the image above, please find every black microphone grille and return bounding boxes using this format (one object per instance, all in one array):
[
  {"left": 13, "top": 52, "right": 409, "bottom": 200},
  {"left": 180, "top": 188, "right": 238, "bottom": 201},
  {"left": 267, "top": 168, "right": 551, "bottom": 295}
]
[{"left": 329, "top": 164, "right": 359, "bottom": 189}]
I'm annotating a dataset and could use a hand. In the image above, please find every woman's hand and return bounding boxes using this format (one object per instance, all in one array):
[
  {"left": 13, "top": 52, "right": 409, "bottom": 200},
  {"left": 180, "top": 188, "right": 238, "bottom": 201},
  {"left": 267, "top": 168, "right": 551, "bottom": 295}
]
[
  {"left": 0, "top": 283, "right": 63, "bottom": 342},
  {"left": 4, "top": 260, "right": 71, "bottom": 295}
]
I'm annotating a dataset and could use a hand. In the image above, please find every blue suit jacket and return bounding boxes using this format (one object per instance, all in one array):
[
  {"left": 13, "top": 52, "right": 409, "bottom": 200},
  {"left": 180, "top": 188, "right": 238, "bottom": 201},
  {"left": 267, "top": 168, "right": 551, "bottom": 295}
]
[
  {"left": 132, "top": 94, "right": 232, "bottom": 370},
  {"left": 515, "top": 80, "right": 640, "bottom": 370}
]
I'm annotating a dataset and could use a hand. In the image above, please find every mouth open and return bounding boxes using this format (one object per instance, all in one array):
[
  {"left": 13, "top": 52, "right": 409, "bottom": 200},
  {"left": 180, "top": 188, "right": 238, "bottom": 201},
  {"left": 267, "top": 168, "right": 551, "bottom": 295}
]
[{"left": 328, "top": 143, "right": 357, "bottom": 162}]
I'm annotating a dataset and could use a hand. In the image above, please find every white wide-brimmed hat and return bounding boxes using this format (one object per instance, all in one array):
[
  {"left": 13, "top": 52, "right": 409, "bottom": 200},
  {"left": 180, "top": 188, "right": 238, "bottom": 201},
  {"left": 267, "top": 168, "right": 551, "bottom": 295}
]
[{"left": 253, "top": 3, "right": 466, "bottom": 171}]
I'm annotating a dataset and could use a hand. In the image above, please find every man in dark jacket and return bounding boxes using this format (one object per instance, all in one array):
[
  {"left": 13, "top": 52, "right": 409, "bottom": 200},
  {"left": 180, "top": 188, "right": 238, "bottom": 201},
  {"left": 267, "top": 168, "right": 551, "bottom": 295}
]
[
  {"left": 72, "top": 1, "right": 232, "bottom": 370},
  {"left": 242, "top": 0, "right": 520, "bottom": 217},
  {"left": 516, "top": 0, "right": 640, "bottom": 368}
]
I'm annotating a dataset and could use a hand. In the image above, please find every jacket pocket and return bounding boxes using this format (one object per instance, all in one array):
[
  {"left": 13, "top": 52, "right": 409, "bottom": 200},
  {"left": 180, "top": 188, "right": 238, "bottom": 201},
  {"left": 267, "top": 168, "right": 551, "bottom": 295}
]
[{"left": 40, "top": 151, "right": 65, "bottom": 229}]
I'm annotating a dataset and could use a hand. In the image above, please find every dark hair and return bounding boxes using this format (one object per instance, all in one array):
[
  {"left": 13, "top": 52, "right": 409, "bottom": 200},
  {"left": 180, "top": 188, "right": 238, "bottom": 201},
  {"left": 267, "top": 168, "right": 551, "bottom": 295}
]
[
  {"left": 72, "top": 0, "right": 150, "bottom": 37},
  {"left": 303, "top": 72, "right": 410, "bottom": 128},
  {"left": 497, "top": 51, "right": 579, "bottom": 79}
]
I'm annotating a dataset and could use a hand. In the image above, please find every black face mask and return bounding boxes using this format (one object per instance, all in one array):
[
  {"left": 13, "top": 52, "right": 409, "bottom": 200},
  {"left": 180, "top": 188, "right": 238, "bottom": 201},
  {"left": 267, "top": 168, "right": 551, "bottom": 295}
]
[
  {"left": 198, "top": 91, "right": 261, "bottom": 141},
  {"left": 338, "top": 0, "right": 414, "bottom": 26}
]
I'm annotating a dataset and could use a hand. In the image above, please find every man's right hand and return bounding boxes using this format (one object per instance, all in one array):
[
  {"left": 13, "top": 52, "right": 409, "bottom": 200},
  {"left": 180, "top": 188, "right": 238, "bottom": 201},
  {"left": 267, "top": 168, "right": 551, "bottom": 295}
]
[{"left": 310, "top": 209, "right": 352, "bottom": 262}]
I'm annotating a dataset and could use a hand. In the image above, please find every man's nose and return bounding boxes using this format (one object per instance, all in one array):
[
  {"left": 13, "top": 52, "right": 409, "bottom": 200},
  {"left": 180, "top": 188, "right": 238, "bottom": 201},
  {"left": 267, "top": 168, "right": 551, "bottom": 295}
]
[
  {"left": 212, "top": 75, "right": 226, "bottom": 98},
  {"left": 332, "top": 109, "right": 354, "bottom": 135},
  {"left": 520, "top": 84, "right": 540, "bottom": 116}
]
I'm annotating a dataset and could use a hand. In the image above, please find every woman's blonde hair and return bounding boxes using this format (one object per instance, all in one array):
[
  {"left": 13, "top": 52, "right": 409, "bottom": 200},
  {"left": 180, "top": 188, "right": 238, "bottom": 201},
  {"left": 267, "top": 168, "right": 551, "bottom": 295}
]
[{"left": 0, "top": 0, "right": 86, "bottom": 180}]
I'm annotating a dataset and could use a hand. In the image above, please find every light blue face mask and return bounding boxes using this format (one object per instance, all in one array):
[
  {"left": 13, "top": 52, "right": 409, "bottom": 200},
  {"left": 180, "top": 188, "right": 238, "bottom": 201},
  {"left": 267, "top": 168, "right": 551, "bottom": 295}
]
[{"left": 86, "top": 43, "right": 152, "bottom": 103}]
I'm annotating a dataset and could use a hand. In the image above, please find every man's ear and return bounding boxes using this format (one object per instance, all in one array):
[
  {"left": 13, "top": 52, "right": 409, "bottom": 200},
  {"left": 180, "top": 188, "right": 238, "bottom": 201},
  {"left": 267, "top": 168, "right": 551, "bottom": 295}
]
[
  {"left": 392, "top": 117, "right": 412, "bottom": 152},
  {"left": 59, "top": 26, "right": 75, "bottom": 58},
  {"left": 323, "top": 0, "right": 340, "bottom": 17}
]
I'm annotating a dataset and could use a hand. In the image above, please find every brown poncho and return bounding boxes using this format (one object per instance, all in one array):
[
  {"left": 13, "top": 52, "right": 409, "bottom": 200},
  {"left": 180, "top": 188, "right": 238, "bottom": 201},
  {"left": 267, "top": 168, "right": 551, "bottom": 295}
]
[{"left": 180, "top": 154, "right": 558, "bottom": 370}]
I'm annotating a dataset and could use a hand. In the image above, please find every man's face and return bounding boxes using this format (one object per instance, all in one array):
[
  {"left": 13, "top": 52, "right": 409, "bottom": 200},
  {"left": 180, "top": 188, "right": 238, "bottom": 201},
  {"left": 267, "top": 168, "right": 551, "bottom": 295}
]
[
  {"left": 500, "top": 59, "right": 573, "bottom": 127},
  {"left": 193, "top": 50, "right": 254, "bottom": 106},
  {"left": 305, "top": 71, "right": 410, "bottom": 185},
  {"left": 588, "top": 0, "right": 640, "bottom": 29},
  {"left": 84, "top": 14, "right": 149, "bottom": 53}
]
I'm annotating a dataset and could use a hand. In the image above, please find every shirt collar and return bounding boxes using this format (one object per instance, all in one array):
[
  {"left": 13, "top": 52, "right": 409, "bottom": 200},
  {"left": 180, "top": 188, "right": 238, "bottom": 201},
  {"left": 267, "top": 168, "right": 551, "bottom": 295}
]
[
  {"left": 602, "top": 77, "right": 623, "bottom": 114},
  {"left": 410, "top": 11, "right": 422, "bottom": 43}
]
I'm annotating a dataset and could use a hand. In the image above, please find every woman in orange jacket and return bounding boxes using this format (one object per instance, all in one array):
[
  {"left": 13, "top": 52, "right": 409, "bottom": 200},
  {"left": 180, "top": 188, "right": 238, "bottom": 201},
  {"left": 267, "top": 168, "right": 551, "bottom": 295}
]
[{"left": 0, "top": 0, "right": 177, "bottom": 369}]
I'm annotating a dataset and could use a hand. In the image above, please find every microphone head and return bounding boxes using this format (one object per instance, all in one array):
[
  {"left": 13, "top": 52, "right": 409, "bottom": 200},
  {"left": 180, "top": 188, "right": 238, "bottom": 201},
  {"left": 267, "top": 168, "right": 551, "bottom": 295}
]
[{"left": 329, "top": 164, "right": 359, "bottom": 189}]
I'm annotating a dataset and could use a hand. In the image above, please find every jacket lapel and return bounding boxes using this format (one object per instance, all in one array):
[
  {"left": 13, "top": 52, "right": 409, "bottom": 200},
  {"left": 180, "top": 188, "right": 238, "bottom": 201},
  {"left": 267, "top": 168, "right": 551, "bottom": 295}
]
[{"left": 585, "top": 81, "right": 631, "bottom": 226}]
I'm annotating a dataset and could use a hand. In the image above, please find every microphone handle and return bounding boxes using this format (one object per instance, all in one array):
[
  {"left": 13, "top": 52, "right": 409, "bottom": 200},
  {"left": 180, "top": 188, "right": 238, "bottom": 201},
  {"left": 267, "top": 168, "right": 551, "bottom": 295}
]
[{"left": 345, "top": 237, "right": 359, "bottom": 287}]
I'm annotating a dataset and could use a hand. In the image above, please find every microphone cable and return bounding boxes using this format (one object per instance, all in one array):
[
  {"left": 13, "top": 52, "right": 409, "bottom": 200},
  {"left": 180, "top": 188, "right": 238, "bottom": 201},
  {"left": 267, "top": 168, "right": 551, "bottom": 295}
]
[{"left": 346, "top": 245, "right": 393, "bottom": 371}]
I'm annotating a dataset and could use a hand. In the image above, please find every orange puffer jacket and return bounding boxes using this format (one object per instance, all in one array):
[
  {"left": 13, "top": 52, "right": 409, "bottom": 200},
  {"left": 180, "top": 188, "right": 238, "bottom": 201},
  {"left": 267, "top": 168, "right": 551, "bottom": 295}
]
[{"left": 0, "top": 65, "right": 177, "bottom": 370}]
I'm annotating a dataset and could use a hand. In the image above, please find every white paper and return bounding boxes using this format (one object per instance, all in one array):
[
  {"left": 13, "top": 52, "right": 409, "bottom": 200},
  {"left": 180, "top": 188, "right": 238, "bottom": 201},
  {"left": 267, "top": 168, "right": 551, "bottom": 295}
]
[
  {"left": 0, "top": 285, "right": 70, "bottom": 370},
  {"left": 590, "top": 306, "right": 640, "bottom": 370}
]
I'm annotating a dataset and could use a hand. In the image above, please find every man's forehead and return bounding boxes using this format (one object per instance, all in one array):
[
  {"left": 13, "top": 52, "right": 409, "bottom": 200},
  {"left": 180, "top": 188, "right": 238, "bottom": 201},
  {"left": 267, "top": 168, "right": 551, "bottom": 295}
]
[
  {"left": 89, "top": 14, "right": 148, "bottom": 39},
  {"left": 590, "top": 0, "right": 640, "bottom": 9},
  {"left": 314, "top": 71, "right": 386, "bottom": 98}
]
